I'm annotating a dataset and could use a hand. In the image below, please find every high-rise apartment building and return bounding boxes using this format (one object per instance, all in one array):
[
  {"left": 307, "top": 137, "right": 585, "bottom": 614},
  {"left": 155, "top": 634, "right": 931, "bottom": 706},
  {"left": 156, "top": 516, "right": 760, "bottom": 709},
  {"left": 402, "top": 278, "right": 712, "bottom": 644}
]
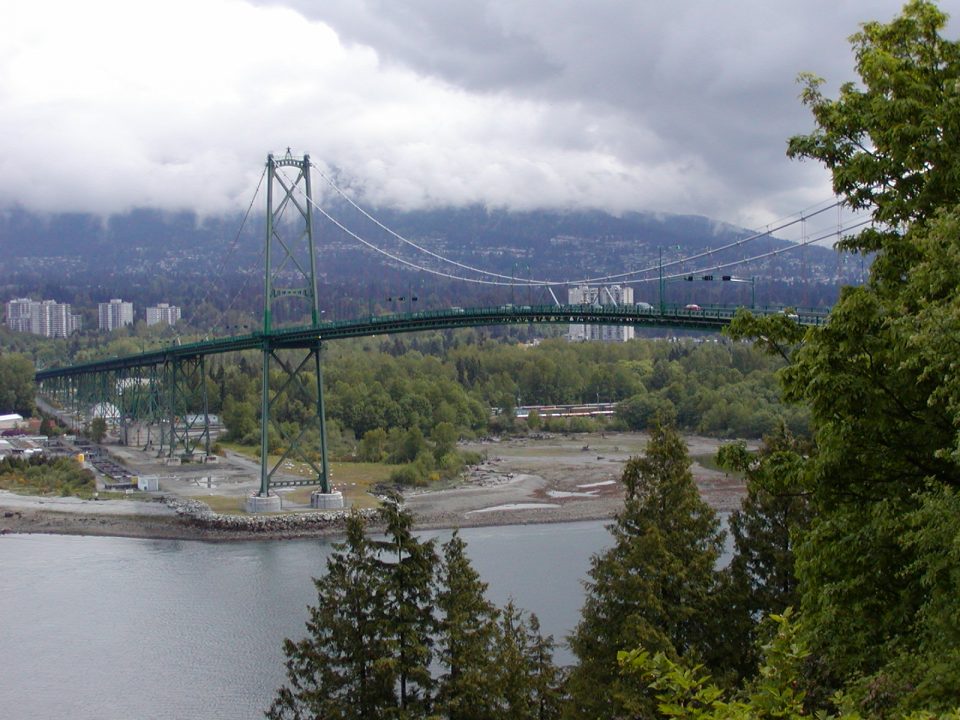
[
  {"left": 4, "top": 298, "right": 81, "bottom": 338},
  {"left": 145, "top": 303, "right": 181, "bottom": 326},
  {"left": 98, "top": 298, "right": 134, "bottom": 331},
  {"left": 567, "top": 285, "right": 635, "bottom": 342},
  {"left": 5, "top": 298, "right": 34, "bottom": 333}
]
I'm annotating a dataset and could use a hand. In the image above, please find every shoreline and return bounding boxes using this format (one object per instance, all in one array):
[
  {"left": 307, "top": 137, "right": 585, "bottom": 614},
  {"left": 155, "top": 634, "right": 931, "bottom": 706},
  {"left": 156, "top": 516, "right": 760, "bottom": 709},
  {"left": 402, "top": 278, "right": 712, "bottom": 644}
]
[
  {"left": 0, "top": 493, "right": 620, "bottom": 543},
  {"left": 0, "top": 431, "right": 745, "bottom": 543}
]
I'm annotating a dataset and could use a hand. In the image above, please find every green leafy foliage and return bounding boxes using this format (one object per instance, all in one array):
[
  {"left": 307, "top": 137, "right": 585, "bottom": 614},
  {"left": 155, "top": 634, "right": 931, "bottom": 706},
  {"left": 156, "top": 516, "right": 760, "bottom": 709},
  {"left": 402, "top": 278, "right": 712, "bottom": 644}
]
[
  {"left": 0, "top": 455, "right": 95, "bottom": 497},
  {"left": 207, "top": 334, "right": 798, "bottom": 459},
  {"left": 720, "top": 1, "right": 960, "bottom": 712},
  {"left": 714, "top": 426, "right": 813, "bottom": 680},
  {"left": 87, "top": 417, "right": 108, "bottom": 444},
  {"left": 619, "top": 609, "right": 960, "bottom": 720},
  {"left": 618, "top": 610, "right": 812, "bottom": 720},
  {"left": 0, "top": 352, "right": 36, "bottom": 416}
]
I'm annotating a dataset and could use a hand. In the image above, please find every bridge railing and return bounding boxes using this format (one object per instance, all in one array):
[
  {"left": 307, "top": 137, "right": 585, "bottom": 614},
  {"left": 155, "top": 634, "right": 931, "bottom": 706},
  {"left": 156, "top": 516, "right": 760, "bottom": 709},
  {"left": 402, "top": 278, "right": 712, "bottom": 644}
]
[{"left": 35, "top": 302, "right": 830, "bottom": 381}]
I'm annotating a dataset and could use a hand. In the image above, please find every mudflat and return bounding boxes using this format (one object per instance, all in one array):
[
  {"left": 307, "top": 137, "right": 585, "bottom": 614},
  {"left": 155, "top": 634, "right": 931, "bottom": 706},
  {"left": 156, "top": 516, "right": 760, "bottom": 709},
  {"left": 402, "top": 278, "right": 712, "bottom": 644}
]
[{"left": 0, "top": 432, "right": 746, "bottom": 541}]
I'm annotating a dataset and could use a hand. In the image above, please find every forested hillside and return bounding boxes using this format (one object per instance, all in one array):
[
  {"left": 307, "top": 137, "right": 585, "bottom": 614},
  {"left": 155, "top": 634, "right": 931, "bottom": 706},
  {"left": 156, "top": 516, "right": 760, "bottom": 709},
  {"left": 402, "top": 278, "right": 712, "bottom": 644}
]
[{"left": 0, "top": 201, "right": 855, "bottom": 329}]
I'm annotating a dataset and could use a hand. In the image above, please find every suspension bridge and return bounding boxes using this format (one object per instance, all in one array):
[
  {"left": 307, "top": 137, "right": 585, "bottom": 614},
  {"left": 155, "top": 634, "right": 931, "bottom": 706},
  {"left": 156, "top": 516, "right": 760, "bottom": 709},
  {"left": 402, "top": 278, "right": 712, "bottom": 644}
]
[{"left": 32, "top": 152, "right": 838, "bottom": 512}]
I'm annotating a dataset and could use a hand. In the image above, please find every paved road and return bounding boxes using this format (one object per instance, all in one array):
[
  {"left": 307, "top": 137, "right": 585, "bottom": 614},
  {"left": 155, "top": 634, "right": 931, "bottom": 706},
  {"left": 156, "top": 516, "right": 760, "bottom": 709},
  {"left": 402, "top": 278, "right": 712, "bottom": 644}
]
[{"left": 0, "top": 490, "right": 176, "bottom": 516}]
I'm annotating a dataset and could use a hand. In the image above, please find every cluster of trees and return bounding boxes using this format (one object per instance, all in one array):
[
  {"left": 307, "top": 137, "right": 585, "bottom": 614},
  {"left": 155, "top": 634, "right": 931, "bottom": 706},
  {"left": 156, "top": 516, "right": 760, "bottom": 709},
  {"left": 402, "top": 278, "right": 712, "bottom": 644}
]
[
  {"left": 722, "top": 1, "right": 960, "bottom": 713},
  {"left": 208, "top": 335, "right": 799, "bottom": 451},
  {"left": 144, "top": 333, "right": 798, "bottom": 486},
  {"left": 269, "top": 417, "right": 815, "bottom": 719},
  {"left": 445, "top": 335, "right": 807, "bottom": 439},
  {"left": 0, "top": 352, "right": 36, "bottom": 417},
  {"left": 268, "top": 497, "right": 564, "bottom": 720},
  {"left": 0, "top": 454, "right": 95, "bottom": 496}
]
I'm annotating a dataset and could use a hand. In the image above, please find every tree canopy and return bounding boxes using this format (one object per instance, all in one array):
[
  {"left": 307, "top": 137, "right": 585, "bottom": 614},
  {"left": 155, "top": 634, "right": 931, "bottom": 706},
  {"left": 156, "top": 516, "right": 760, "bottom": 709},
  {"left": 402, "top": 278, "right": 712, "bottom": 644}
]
[
  {"left": 0, "top": 352, "right": 36, "bottom": 417},
  {"left": 268, "top": 506, "right": 563, "bottom": 720},
  {"left": 727, "top": 1, "right": 960, "bottom": 712}
]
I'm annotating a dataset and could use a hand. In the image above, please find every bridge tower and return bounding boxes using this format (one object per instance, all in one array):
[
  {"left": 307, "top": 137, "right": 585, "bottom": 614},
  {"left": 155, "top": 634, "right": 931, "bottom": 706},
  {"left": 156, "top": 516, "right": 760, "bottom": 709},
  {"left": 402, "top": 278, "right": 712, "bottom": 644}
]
[{"left": 250, "top": 150, "right": 339, "bottom": 511}]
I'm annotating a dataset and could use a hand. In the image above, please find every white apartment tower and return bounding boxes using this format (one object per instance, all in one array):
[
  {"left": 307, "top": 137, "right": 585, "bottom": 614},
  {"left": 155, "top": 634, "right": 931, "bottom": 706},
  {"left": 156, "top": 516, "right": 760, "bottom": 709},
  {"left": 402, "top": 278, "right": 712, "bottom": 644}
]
[
  {"left": 567, "top": 285, "right": 635, "bottom": 343},
  {"left": 5, "top": 298, "right": 34, "bottom": 333},
  {"left": 146, "top": 303, "right": 181, "bottom": 326},
  {"left": 99, "top": 298, "right": 134, "bottom": 331},
  {"left": 5, "top": 298, "right": 81, "bottom": 338}
]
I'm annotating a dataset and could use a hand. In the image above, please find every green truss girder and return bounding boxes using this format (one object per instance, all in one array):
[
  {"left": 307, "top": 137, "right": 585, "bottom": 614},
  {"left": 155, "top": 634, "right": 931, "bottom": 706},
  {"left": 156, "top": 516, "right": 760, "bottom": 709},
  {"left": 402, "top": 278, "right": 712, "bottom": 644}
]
[
  {"left": 258, "top": 343, "right": 330, "bottom": 494},
  {"left": 164, "top": 355, "right": 211, "bottom": 459}
]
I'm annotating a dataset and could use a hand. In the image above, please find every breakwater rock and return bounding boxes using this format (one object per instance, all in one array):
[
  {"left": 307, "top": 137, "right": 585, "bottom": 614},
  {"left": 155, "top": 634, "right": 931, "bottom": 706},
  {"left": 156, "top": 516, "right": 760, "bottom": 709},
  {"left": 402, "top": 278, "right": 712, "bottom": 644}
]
[{"left": 160, "top": 496, "right": 379, "bottom": 537}]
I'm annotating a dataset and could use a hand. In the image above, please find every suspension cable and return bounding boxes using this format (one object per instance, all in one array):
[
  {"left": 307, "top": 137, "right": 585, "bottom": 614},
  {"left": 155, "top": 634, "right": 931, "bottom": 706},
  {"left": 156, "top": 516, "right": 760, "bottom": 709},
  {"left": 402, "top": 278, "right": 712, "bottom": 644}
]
[
  {"left": 184, "top": 165, "right": 267, "bottom": 333},
  {"left": 312, "top": 164, "right": 853, "bottom": 285}
]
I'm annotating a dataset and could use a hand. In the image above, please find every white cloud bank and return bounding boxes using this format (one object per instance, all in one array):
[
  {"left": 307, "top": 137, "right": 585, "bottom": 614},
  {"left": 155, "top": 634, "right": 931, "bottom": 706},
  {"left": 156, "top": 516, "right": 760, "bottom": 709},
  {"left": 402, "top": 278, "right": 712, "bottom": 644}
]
[{"left": 1, "top": 0, "right": 955, "bottom": 232}]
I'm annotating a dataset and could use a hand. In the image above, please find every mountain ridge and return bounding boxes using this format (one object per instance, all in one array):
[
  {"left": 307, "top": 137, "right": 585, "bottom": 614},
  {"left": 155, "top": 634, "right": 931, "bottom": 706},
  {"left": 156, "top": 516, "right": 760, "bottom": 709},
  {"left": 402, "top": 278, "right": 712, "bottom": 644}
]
[{"left": 0, "top": 205, "right": 858, "bottom": 323}]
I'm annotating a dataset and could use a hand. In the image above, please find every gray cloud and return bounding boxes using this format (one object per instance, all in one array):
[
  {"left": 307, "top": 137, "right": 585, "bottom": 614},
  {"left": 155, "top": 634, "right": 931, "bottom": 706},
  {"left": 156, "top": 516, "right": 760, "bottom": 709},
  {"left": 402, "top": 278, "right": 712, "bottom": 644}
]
[
  {"left": 257, "top": 0, "right": 950, "bottom": 230},
  {"left": 2, "top": 0, "right": 956, "bottom": 235}
]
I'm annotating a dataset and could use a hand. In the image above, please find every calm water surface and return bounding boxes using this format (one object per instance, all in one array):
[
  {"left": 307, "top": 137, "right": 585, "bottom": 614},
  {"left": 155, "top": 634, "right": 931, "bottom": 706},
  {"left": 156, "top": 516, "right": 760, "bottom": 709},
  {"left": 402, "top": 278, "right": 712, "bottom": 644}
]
[{"left": 1, "top": 521, "right": 613, "bottom": 720}]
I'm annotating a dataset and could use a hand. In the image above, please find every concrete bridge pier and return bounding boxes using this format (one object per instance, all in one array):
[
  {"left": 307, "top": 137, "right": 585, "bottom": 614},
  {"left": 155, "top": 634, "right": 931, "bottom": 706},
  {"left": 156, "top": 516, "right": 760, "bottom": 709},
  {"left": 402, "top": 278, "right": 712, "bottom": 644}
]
[
  {"left": 245, "top": 493, "right": 282, "bottom": 513},
  {"left": 310, "top": 490, "right": 344, "bottom": 509}
]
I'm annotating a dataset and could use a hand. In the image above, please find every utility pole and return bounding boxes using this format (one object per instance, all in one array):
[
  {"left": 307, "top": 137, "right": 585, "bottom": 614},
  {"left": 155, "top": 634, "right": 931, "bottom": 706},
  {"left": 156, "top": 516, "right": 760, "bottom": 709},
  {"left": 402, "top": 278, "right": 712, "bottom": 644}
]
[{"left": 658, "top": 247, "right": 664, "bottom": 314}]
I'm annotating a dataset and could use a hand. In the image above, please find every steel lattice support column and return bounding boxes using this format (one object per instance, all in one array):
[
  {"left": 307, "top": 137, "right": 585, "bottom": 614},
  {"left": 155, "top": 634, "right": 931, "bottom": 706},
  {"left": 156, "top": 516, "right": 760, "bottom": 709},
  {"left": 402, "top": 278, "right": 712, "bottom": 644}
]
[
  {"left": 75, "top": 371, "right": 105, "bottom": 431},
  {"left": 117, "top": 364, "right": 164, "bottom": 450},
  {"left": 257, "top": 151, "right": 330, "bottom": 497},
  {"left": 164, "top": 355, "right": 211, "bottom": 459},
  {"left": 37, "top": 376, "right": 77, "bottom": 430},
  {"left": 258, "top": 343, "right": 330, "bottom": 494}
]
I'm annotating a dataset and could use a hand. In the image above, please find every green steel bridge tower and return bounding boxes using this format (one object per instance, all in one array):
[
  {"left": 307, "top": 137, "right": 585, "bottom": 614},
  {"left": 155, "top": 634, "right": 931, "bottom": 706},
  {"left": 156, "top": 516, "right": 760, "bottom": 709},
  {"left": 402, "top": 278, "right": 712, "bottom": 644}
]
[{"left": 253, "top": 151, "right": 338, "bottom": 510}]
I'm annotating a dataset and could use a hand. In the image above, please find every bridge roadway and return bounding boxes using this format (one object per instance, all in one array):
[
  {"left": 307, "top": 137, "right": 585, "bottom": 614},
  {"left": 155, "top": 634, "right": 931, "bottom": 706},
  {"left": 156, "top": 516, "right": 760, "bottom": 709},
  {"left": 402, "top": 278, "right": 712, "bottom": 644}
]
[{"left": 34, "top": 302, "right": 828, "bottom": 381}]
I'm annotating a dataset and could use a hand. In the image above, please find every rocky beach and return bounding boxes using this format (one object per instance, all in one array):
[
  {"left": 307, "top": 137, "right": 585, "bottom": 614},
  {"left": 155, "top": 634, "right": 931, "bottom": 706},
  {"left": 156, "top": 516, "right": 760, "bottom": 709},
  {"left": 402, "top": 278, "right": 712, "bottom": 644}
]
[{"left": 0, "top": 432, "right": 747, "bottom": 541}]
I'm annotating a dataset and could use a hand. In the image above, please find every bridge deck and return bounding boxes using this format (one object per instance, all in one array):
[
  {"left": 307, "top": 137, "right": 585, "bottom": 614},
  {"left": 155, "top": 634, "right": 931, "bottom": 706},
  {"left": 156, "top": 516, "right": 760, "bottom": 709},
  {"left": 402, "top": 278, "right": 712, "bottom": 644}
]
[{"left": 34, "top": 303, "right": 827, "bottom": 381}]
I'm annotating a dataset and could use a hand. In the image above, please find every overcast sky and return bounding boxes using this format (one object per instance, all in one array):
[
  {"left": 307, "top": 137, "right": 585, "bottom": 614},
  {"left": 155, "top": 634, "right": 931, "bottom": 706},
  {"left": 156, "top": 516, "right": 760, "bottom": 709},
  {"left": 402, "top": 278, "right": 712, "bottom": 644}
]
[{"left": 2, "top": 0, "right": 956, "bottom": 236}]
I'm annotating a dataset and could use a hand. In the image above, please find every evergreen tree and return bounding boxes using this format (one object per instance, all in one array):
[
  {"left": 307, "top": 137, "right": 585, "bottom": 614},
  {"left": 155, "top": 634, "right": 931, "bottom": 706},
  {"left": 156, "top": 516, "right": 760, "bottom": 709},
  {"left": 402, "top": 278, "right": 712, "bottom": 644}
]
[
  {"left": 564, "top": 420, "right": 724, "bottom": 719},
  {"left": 496, "top": 600, "right": 537, "bottom": 720},
  {"left": 492, "top": 602, "right": 562, "bottom": 720},
  {"left": 523, "top": 613, "right": 564, "bottom": 720},
  {"left": 434, "top": 531, "right": 502, "bottom": 720},
  {"left": 714, "top": 425, "right": 813, "bottom": 681},
  {"left": 373, "top": 496, "right": 438, "bottom": 716},
  {"left": 267, "top": 512, "right": 395, "bottom": 720}
]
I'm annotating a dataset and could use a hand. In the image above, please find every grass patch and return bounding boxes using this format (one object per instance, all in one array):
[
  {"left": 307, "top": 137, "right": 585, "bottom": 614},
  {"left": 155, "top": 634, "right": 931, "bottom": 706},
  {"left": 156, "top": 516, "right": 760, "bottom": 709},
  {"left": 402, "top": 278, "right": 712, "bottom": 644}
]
[
  {"left": 218, "top": 444, "right": 400, "bottom": 510},
  {"left": 691, "top": 452, "right": 743, "bottom": 477},
  {"left": 299, "top": 461, "right": 405, "bottom": 509},
  {"left": 218, "top": 441, "right": 257, "bottom": 458},
  {"left": 201, "top": 495, "right": 247, "bottom": 514}
]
